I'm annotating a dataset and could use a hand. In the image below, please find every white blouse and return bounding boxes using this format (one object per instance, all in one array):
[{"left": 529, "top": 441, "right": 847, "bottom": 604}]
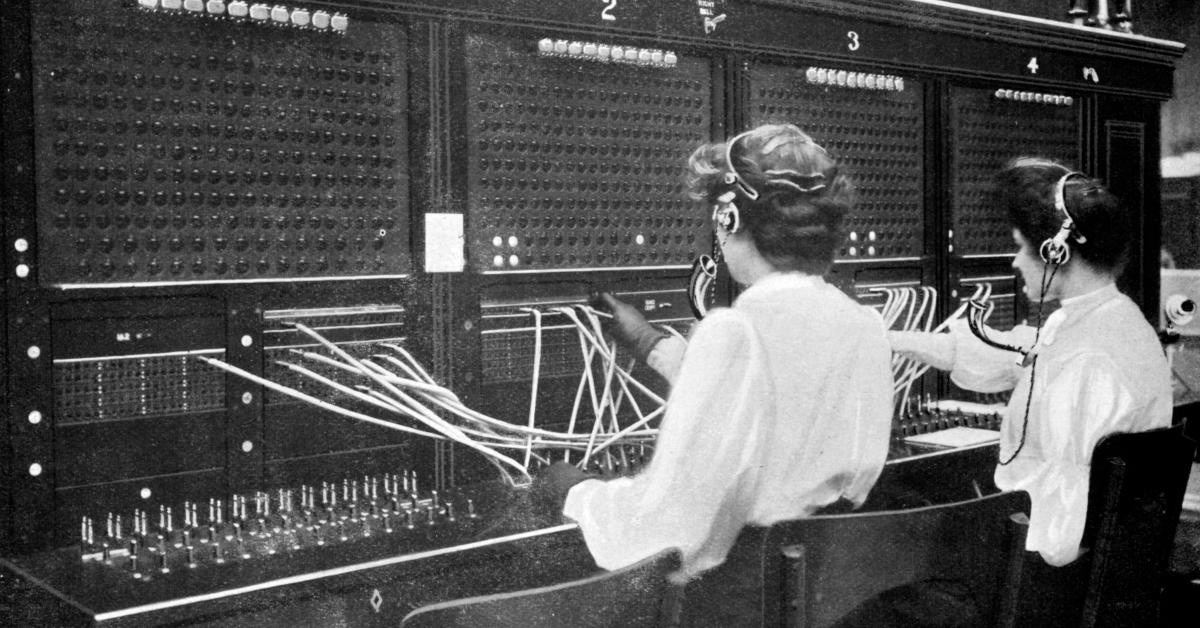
[
  {"left": 890, "top": 283, "right": 1172, "bottom": 565},
  {"left": 563, "top": 273, "right": 894, "bottom": 580}
]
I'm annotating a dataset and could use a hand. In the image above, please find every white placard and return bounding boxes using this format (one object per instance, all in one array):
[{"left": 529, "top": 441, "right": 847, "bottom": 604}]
[{"left": 424, "top": 214, "right": 465, "bottom": 273}]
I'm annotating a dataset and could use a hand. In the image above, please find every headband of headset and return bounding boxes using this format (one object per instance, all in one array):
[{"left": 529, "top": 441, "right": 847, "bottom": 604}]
[
  {"left": 715, "top": 129, "right": 831, "bottom": 235},
  {"left": 1039, "top": 170, "right": 1090, "bottom": 265}
]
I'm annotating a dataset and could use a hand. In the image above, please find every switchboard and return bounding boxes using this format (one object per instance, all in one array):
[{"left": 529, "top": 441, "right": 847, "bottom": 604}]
[{"left": 0, "top": 0, "right": 1181, "bottom": 623}]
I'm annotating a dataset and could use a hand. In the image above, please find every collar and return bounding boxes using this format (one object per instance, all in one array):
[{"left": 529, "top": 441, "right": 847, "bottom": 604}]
[
  {"left": 1059, "top": 282, "right": 1120, "bottom": 310},
  {"left": 1038, "top": 283, "right": 1120, "bottom": 347},
  {"left": 733, "top": 272, "right": 822, "bottom": 307},
  {"left": 742, "top": 271, "right": 822, "bottom": 294}
]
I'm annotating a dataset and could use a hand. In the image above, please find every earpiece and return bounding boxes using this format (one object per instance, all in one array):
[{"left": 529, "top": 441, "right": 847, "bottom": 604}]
[
  {"left": 711, "top": 191, "right": 741, "bottom": 234},
  {"left": 717, "top": 129, "right": 832, "bottom": 236},
  {"left": 1038, "top": 171, "right": 1089, "bottom": 265}
]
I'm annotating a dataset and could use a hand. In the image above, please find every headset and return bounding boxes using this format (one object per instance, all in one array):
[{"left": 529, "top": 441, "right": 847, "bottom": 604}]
[
  {"left": 711, "top": 129, "right": 762, "bottom": 237},
  {"left": 688, "top": 134, "right": 752, "bottom": 318},
  {"left": 1038, "top": 171, "right": 1090, "bottom": 265},
  {"left": 688, "top": 129, "right": 831, "bottom": 319},
  {"left": 713, "top": 129, "right": 833, "bottom": 236}
]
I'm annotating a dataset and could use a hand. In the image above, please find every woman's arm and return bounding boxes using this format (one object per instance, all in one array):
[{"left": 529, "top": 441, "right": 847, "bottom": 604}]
[
  {"left": 645, "top": 335, "right": 687, "bottom": 383},
  {"left": 890, "top": 320, "right": 1034, "bottom": 393},
  {"left": 1008, "top": 353, "right": 1145, "bottom": 566},
  {"left": 562, "top": 309, "right": 770, "bottom": 579}
]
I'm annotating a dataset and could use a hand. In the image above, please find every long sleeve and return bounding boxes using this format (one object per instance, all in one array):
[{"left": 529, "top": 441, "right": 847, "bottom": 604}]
[
  {"left": 563, "top": 274, "right": 896, "bottom": 582},
  {"left": 887, "top": 329, "right": 957, "bottom": 371},
  {"left": 838, "top": 311, "right": 895, "bottom": 505},
  {"left": 563, "top": 309, "right": 770, "bottom": 580},
  {"left": 890, "top": 320, "right": 1035, "bottom": 393},
  {"left": 645, "top": 334, "right": 688, "bottom": 384},
  {"left": 998, "top": 354, "right": 1143, "bottom": 566},
  {"left": 975, "top": 286, "right": 1175, "bottom": 568}
]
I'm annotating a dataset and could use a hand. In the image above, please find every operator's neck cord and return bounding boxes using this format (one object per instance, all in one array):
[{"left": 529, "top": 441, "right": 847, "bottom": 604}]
[{"left": 998, "top": 262, "right": 1059, "bottom": 466}]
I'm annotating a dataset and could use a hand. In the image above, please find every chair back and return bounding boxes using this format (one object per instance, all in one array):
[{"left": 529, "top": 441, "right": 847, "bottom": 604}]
[
  {"left": 679, "top": 490, "right": 1030, "bottom": 628},
  {"left": 1078, "top": 420, "right": 1196, "bottom": 627},
  {"left": 399, "top": 548, "right": 680, "bottom": 628},
  {"left": 999, "top": 420, "right": 1196, "bottom": 628}
]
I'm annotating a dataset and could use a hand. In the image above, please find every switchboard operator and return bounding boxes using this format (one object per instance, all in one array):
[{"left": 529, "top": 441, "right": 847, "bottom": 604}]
[
  {"left": 890, "top": 157, "right": 1172, "bottom": 568},
  {"left": 536, "top": 123, "right": 895, "bottom": 583}
]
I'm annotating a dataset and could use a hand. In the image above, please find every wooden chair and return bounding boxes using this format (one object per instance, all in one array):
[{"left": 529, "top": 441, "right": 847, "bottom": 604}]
[
  {"left": 678, "top": 490, "right": 1031, "bottom": 627},
  {"left": 399, "top": 548, "right": 681, "bottom": 628},
  {"left": 999, "top": 420, "right": 1197, "bottom": 628},
  {"left": 1177, "top": 400, "right": 1200, "bottom": 461}
]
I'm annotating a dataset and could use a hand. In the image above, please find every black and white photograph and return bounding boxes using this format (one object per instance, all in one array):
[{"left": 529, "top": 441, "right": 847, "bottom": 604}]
[{"left": 1, "top": 1, "right": 1198, "bottom": 626}]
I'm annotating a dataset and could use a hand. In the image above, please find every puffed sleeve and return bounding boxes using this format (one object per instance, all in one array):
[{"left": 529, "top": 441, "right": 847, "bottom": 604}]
[
  {"left": 1010, "top": 354, "right": 1138, "bottom": 566},
  {"left": 562, "top": 309, "right": 771, "bottom": 580},
  {"left": 842, "top": 306, "right": 897, "bottom": 505}
]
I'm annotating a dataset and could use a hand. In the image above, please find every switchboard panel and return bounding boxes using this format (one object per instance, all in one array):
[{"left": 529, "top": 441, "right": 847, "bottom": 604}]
[
  {"left": 949, "top": 85, "right": 1081, "bottom": 257},
  {"left": 30, "top": 0, "right": 410, "bottom": 285},
  {"left": 748, "top": 62, "right": 926, "bottom": 261},
  {"left": 48, "top": 295, "right": 227, "bottom": 544},
  {"left": 465, "top": 33, "right": 713, "bottom": 273},
  {"left": 260, "top": 305, "right": 419, "bottom": 481}
]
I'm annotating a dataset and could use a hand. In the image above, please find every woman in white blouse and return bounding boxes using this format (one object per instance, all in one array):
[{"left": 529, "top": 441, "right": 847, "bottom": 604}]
[
  {"left": 890, "top": 157, "right": 1172, "bottom": 568},
  {"left": 537, "top": 123, "right": 895, "bottom": 585}
]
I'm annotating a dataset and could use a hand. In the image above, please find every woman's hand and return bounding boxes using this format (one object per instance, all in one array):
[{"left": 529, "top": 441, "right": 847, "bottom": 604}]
[
  {"left": 590, "top": 292, "right": 667, "bottom": 362},
  {"left": 532, "top": 461, "right": 595, "bottom": 516}
]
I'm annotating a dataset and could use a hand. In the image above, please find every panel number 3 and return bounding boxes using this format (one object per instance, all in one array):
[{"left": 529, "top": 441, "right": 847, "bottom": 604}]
[{"left": 847, "top": 31, "right": 861, "bottom": 51}]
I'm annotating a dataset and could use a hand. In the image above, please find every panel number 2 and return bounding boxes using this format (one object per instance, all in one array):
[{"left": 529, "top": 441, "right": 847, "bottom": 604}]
[{"left": 600, "top": 0, "right": 616, "bottom": 21}]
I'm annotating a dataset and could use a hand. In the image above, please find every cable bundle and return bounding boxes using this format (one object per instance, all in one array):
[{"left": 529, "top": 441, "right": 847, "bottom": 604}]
[
  {"left": 874, "top": 283, "right": 995, "bottom": 414},
  {"left": 199, "top": 306, "right": 666, "bottom": 486}
]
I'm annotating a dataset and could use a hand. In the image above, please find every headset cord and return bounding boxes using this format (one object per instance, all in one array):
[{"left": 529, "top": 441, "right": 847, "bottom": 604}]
[
  {"left": 999, "top": 355, "right": 1037, "bottom": 466},
  {"left": 999, "top": 261, "right": 1059, "bottom": 466},
  {"left": 706, "top": 232, "right": 725, "bottom": 312}
]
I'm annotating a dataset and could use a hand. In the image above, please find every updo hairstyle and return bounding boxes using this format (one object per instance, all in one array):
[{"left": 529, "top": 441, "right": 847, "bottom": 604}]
[
  {"left": 685, "top": 124, "right": 854, "bottom": 275},
  {"left": 993, "top": 156, "right": 1130, "bottom": 272}
]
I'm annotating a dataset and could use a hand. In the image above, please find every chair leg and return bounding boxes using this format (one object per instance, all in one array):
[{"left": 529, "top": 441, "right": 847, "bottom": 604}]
[
  {"left": 659, "top": 583, "right": 686, "bottom": 628},
  {"left": 997, "top": 513, "right": 1029, "bottom": 628},
  {"left": 1079, "top": 458, "right": 1126, "bottom": 628},
  {"left": 780, "top": 544, "right": 807, "bottom": 628}
]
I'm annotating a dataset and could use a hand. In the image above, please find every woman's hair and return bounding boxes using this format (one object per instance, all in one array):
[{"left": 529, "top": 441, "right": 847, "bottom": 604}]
[
  {"left": 993, "top": 156, "right": 1130, "bottom": 272},
  {"left": 685, "top": 124, "right": 853, "bottom": 275}
]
